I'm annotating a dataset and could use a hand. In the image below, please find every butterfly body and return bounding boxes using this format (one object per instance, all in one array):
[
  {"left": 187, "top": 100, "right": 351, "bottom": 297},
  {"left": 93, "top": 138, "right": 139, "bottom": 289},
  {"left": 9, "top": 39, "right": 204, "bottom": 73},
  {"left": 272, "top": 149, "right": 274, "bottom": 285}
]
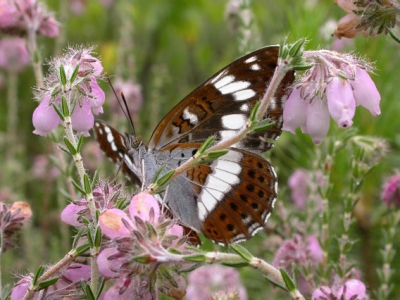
[{"left": 94, "top": 45, "right": 294, "bottom": 245}]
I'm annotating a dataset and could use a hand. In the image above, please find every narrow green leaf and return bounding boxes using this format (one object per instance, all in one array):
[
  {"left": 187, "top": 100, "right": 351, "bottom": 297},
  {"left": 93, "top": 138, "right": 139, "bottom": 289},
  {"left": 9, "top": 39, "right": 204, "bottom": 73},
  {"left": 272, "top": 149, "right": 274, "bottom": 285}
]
[
  {"left": 72, "top": 228, "right": 85, "bottom": 248},
  {"left": 84, "top": 174, "right": 92, "bottom": 194},
  {"left": 87, "top": 230, "right": 94, "bottom": 248},
  {"left": 95, "top": 226, "right": 102, "bottom": 248},
  {"left": 133, "top": 254, "right": 153, "bottom": 264},
  {"left": 91, "top": 170, "right": 99, "bottom": 190},
  {"left": 71, "top": 179, "right": 86, "bottom": 194},
  {"left": 75, "top": 243, "right": 90, "bottom": 256},
  {"left": 252, "top": 119, "right": 275, "bottom": 133},
  {"left": 76, "top": 134, "right": 84, "bottom": 153},
  {"left": 197, "top": 136, "right": 215, "bottom": 154},
  {"left": 279, "top": 37, "right": 288, "bottom": 57},
  {"left": 221, "top": 261, "right": 249, "bottom": 268},
  {"left": 264, "top": 276, "right": 288, "bottom": 291},
  {"left": 292, "top": 64, "right": 313, "bottom": 71},
  {"left": 52, "top": 103, "right": 65, "bottom": 122},
  {"left": 59, "top": 64, "right": 67, "bottom": 86},
  {"left": 51, "top": 86, "right": 61, "bottom": 97},
  {"left": 63, "top": 137, "right": 77, "bottom": 155},
  {"left": 288, "top": 38, "right": 305, "bottom": 57},
  {"left": 230, "top": 244, "right": 253, "bottom": 261},
  {"left": 156, "top": 170, "right": 175, "bottom": 188},
  {"left": 97, "top": 277, "right": 106, "bottom": 299},
  {"left": 70, "top": 64, "right": 80, "bottom": 84},
  {"left": 38, "top": 277, "right": 59, "bottom": 290},
  {"left": 152, "top": 165, "right": 166, "bottom": 183},
  {"left": 84, "top": 283, "right": 96, "bottom": 300},
  {"left": 58, "top": 144, "right": 71, "bottom": 155},
  {"left": 280, "top": 268, "right": 296, "bottom": 292},
  {"left": 32, "top": 265, "right": 45, "bottom": 285},
  {"left": 182, "top": 254, "right": 207, "bottom": 262},
  {"left": 61, "top": 95, "right": 70, "bottom": 117},
  {"left": 207, "top": 150, "right": 229, "bottom": 159},
  {"left": 249, "top": 101, "right": 261, "bottom": 122}
]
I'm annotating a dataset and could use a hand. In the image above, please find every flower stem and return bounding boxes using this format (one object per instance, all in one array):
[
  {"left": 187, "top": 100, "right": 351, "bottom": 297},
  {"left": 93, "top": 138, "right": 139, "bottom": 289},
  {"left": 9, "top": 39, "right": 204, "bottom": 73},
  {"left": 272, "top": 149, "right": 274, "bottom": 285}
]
[
  {"left": 26, "top": 28, "right": 44, "bottom": 88},
  {"left": 63, "top": 116, "right": 99, "bottom": 293}
]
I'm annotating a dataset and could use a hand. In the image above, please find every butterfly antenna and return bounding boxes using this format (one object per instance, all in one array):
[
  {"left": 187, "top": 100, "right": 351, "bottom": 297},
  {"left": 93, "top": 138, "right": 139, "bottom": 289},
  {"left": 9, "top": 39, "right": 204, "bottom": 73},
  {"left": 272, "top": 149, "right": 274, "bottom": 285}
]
[{"left": 105, "top": 72, "right": 136, "bottom": 135}]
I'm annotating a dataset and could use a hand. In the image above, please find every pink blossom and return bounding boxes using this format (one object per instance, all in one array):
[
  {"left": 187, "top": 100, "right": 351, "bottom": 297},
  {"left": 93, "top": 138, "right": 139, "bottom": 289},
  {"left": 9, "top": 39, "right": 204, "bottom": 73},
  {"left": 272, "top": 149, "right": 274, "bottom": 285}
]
[
  {"left": 11, "top": 276, "right": 33, "bottom": 300},
  {"left": 288, "top": 169, "right": 309, "bottom": 209},
  {"left": 305, "top": 96, "right": 330, "bottom": 144},
  {"left": 97, "top": 247, "right": 123, "bottom": 278},
  {"left": 351, "top": 68, "right": 381, "bottom": 116},
  {"left": 71, "top": 100, "right": 95, "bottom": 137},
  {"left": 32, "top": 95, "right": 60, "bottom": 136},
  {"left": 0, "top": 37, "right": 30, "bottom": 72},
  {"left": 0, "top": 0, "right": 59, "bottom": 37},
  {"left": 282, "top": 87, "right": 307, "bottom": 134},
  {"left": 129, "top": 193, "right": 160, "bottom": 223},
  {"left": 32, "top": 46, "right": 104, "bottom": 136},
  {"left": 61, "top": 202, "right": 86, "bottom": 226},
  {"left": 336, "top": 279, "right": 368, "bottom": 300},
  {"left": 312, "top": 286, "right": 332, "bottom": 300},
  {"left": 381, "top": 173, "right": 400, "bottom": 208},
  {"left": 187, "top": 265, "right": 248, "bottom": 300},
  {"left": 326, "top": 77, "right": 355, "bottom": 128},
  {"left": 99, "top": 209, "right": 134, "bottom": 239},
  {"left": 283, "top": 50, "right": 380, "bottom": 144}
]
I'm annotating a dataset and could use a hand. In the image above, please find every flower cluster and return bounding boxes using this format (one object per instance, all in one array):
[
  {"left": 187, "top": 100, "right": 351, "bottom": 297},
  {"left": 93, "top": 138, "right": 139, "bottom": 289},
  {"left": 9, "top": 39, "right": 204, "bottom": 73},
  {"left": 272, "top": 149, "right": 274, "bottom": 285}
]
[
  {"left": 312, "top": 279, "right": 368, "bottom": 300},
  {"left": 61, "top": 182, "right": 122, "bottom": 226},
  {"left": 32, "top": 46, "right": 105, "bottom": 136},
  {"left": 97, "top": 192, "right": 192, "bottom": 299},
  {"left": 288, "top": 169, "right": 323, "bottom": 209},
  {"left": 11, "top": 263, "right": 91, "bottom": 300},
  {"left": 0, "top": 201, "right": 32, "bottom": 251},
  {"left": 186, "top": 265, "right": 248, "bottom": 300},
  {"left": 273, "top": 234, "right": 323, "bottom": 295},
  {"left": 381, "top": 173, "right": 400, "bottom": 208},
  {"left": 0, "top": 37, "right": 30, "bottom": 72},
  {"left": 334, "top": 0, "right": 397, "bottom": 39},
  {"left": 283, "top": 50, "right": 380, "bottom": 144},
  {"left": 0, "top": 0, "right": 59, "bottom": 37}
]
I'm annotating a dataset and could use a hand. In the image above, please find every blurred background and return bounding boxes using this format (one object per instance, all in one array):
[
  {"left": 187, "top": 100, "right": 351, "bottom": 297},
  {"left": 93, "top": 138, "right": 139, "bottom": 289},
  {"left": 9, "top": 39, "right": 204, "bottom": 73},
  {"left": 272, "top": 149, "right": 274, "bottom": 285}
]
[{"left": 1, "top": 0, "right": 399, "bottom": 298}]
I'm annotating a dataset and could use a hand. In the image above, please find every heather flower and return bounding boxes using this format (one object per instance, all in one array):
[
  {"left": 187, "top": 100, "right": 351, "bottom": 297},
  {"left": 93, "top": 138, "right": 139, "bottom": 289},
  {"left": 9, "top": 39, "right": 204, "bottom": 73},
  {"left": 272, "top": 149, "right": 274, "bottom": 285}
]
[
  {"left": 11, "top": 264, "right": 91, "bottom": 300},
  {"left": 334, "top": 0, "right": 397, "bottom": 39},
  {"left": 273, "top": 234, "right": 323, "bottom": 295},
  {"left": 110, "top": 78, "right": 143, "bottom": 117},
  {"left": 32, "top": 46, "right": 105, "bottom": 136},
  {"left": 61, "top": 182, "right": 123, "bottom": 226},
  {"left": 186, "top": 265, "right": 248, "bottom": 300},
  {"left": 336, "top": 279, "right": 368, "bottom": 300},
  {"left": 97, "top": 192, "right": 192, "bottom": 299},
  {"left": 0, "top": 201, "right": 32, "bottom": 251},
  {"left": 0, "top": 0, "right": 59, "bottom": 37},
  {"left": 0, "top": 37, "right": 30, "bottom": 72},
  {"left": 288, "top": 169, "right": 323, "bottom": 209},
  {"left": 381, "top": 173, "right": 400, "bottom": 208},
  {"left": 283, "top": 50, "right": 380, "bottom": 144},
  {"left": 311, "top": 279, "right": 368, "bottom": 300}
]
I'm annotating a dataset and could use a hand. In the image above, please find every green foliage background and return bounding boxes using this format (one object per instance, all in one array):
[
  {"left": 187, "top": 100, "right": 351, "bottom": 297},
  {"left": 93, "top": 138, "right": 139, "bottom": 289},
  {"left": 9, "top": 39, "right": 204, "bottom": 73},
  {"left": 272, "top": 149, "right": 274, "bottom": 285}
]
[{"left": 1, "top": 0, "right": 400, "bottom": 298}]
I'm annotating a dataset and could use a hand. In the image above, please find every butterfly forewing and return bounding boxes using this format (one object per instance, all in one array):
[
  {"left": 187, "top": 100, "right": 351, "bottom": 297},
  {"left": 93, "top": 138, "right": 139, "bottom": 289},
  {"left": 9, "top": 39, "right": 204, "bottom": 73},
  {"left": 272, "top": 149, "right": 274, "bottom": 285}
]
[
  {"left": 148, "top": 45, "right": 294, "bottom": 154},
  {"left": 93, "top": 120, "right": 142, "bottom": 186}
]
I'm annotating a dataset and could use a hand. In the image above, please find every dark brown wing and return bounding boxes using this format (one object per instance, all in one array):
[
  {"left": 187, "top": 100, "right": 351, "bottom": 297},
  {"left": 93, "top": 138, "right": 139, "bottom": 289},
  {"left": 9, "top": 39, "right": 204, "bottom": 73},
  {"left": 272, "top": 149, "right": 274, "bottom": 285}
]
[
  {"left": 93, "top": 120, "right": 142, "bottom": 186},
  {"left": 148, "top": 45, "right": 294, "bottom": 154}
]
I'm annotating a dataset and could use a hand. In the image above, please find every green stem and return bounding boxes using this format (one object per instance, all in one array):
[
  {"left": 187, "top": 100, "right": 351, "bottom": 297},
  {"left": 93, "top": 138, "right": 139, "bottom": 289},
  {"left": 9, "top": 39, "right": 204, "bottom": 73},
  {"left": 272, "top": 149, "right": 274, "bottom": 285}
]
[{"left": 27, "top": 28, "right": 44, "bottom": 88}]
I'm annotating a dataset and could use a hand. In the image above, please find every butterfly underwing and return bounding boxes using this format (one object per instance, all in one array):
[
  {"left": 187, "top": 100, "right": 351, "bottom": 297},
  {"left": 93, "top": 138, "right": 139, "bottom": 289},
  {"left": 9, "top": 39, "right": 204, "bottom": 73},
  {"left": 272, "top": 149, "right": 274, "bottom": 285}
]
[{"left": 94, "top": 45, "right": 295, "bottom": 245}]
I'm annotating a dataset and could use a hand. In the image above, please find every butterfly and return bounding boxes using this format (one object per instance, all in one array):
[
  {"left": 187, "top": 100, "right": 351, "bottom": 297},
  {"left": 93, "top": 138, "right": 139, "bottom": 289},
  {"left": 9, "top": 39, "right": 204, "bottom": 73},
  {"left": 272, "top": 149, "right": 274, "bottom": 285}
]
[{"left": 94, "top": 45, "right": 294, "bottom": 245}]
